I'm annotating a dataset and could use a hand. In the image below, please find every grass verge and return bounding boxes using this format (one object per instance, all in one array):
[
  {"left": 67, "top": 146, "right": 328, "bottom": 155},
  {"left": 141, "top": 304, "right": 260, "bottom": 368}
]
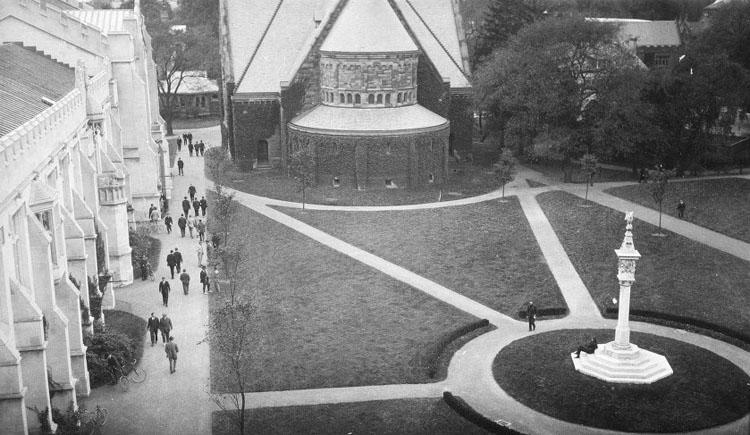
[
  {"left": 209, "top": 200, "right": 479, "bottom": 393},
  {"left": 212, "top": 399, "right": 492, "bottom": 435},
  {"left": 281, "top": 198, "right": 567, "bottom": 318},
  {"left": 605, "top": 177, "right": 750, "bottom": 243},
  {"left": 537, "top": 191, "right": 750, "bottom": 343},
  {"left": 493, "top": 329, "right": 750, "bottom": 433},
  {"left": 102, "top": 310, "right": 146, "bottom": 365},
  {"left": 526, "top": 160, "right": 636, "bottom": 183}
]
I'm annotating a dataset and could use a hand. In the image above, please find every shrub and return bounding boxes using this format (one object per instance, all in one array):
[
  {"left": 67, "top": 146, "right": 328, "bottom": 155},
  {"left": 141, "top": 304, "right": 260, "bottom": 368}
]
[
  {"left": 129, "top": 227, "right": 161, "bottom": 280},
  {"left": 86, "top": 331, "right": 134, "bottom": 387}
]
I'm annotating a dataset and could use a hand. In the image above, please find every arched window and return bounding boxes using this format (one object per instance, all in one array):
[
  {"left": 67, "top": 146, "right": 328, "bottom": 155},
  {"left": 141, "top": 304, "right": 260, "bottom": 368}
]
[
  {"left": 385, "top": 94, "right": 391, "bottom": 105},
  {"left": 397, "top": 93, "right": 402, "bottom": 103},
  {"left": 347, "top": 94, "right": 353, "bottom": 103},
  {"left": 355, "top": 94, "right": 361, "bottom": 104},
  {"left": 340, "top": 93, "right": 345, "bottom": 103},
  {"left": 329, "top": 92, "right": 334, "bottom": 102},
  {"left": 368, "top": 94, "right": 374, "bottom": 104},
  {"left": 376, "top": 94, "right": 383, "bottom": 104}
]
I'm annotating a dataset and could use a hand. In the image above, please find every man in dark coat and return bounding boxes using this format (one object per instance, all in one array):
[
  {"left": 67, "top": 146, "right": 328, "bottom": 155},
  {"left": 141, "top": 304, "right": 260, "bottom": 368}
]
[
  {"left": 199, "top": 196, "right": 208, "bottom": 216},
  {"left": 187, "top": 132, "right": 193, "bottom": 145},
  {"left": 159, "top": 313, "right": 173, "bottom": 344},
  {"left": 166, "top": 250, "right": 176, "bottom": 279},
  {"left": 200, "top": 266, "right": 210, "bottom": 294},
  {"left": 164, "top": 214, "right": 173, "bottom": 234},
  {"left": 177, "top": 157, "right": 184, "bottom": 176},
  {"left": 188, "top": 141, "right": 194, "bottom": 156},
  {"left": 177, "top": 137, "right": 182, "bottom": 152},
  {"left": 182, "top": 196, "right": 191, "bottom": 216},
  {"left": 188, "top": 185, "right": 197, "bottom": 202},
  {"left": 192, "top": 198, "right": 201, "bottom": 216},
  {"left": 179, "top": 269, "right": 190, "bottom": 295},
  {"left": 677, "top": 200, "right": 686, "bottom": 218},
  {"left": 159, "top": 278, "right": 171, "bottom": 307},
  {"left": 146, "top": 312, "right": 160, "bottom": 345},
  {"left": 165, "top": 336, "right": 179, "bottom": 373},
  {"left": 177, "top": 214, "right": 187, "bottom": 237},
  {"left": 173, "top": 248, "right": 183, "bottom": 271},
  {"left": 527, "top": 301, "right": 537, "bottom": 332}
]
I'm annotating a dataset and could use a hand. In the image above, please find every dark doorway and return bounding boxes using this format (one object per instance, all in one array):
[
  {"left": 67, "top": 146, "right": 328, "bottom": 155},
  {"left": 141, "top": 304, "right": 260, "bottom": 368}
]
[{"left": 257, "top": 140, "right": 269, "bottom": 164}]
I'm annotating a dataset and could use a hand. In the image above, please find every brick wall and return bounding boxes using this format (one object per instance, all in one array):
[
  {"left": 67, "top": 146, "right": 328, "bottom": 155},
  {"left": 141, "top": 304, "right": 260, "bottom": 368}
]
[{"left": 288, "top": 127, "right": 449, "bottom": 189}]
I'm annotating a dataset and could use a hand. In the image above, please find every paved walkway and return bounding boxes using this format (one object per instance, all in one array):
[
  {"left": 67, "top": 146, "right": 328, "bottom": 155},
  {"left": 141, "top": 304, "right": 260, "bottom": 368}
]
[{"left": 82, "top": 126, "right": 219, "bottom": 434}]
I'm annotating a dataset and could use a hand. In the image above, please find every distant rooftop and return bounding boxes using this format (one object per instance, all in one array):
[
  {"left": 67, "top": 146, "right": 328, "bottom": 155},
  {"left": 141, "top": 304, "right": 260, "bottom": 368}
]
[
  {"left": 66, "top": 9, "right": 136, "bottom": 34},
  {"left": 0, "top": 44, "right": 76, "bottom": 137},
  {"left": 162, "top": 71, "right": 219, "bottom": 94}
]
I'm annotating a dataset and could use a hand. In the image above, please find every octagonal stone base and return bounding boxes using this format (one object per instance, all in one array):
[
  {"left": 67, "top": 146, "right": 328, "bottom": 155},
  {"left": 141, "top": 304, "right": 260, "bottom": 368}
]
[{"left": 571, "top": 341, "right": 673, "bottom": 384}]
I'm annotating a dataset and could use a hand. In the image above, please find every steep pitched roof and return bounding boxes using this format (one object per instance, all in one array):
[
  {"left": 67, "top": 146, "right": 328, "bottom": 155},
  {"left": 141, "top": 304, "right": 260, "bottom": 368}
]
[
  {"left": 0, "top": 44, "right": 76, "bottom": 137},
  {"left": 226, "top": 0, "right": 471, "bottom": 95},
  {"left": 320, "top": 0, "right": 417, "bottom": 53},
  {"left": 66, "top": 9, "right": 136, "bottom": 34}
]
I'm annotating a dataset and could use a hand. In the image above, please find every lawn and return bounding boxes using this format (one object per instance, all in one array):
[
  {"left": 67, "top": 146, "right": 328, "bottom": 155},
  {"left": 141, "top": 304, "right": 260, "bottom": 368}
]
[
  {"left": 212, "top": 399, "right": 491, "bottom": 435},
  {"left": 537, "top": 191, "right": 750, "bottom": 341},
  {"left": 209, "top": 201, "right": 480, "bottom": 393},
  {"left": 172, "top": 116, "right": 221, "bottom": 130},
  {"left": 493, "top": 329, "right": 750, "bottom": 432},
  {"left": 280, "top": 198, "right": 566, "bottom": 319},
  {"left": 605, "top": 177, "right": 750, "bottom": 243}
]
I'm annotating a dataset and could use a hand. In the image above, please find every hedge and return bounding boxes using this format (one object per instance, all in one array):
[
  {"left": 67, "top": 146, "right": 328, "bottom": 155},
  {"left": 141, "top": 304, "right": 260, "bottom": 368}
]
[
  {"left": 130, "top": 227, "right": 161, "bottom": 280},
  {"left": 442, "top": 392, "right": 525, "bottom": 435},
  {"left": 410, "top": 319, "right": 490, "bottom": 379},
  {"left": 86, "top": 310, "right": 146, "bottom": 388}
]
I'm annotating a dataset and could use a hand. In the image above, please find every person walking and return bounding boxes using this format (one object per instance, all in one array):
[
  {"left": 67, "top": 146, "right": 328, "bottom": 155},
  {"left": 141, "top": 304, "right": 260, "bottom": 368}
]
[
  {"left": 188, "top": 185, "right": 197, "bottom": 202},
  {"left": 199, "top": 141, "right": 205, "bottom": 156},
  {"left": 164, "top": 214, "right": 173, "bottom": 234},
  {"left": 139, "top": 255, "right": 149, "bottom": 281},
  {"left": 159, "top": 313, "right": 173, "bottom": 343},
  {"left": 158, "top": 278, "right": 171, "bottom": 307},
  {"left": 177, "top": 137, "right": 182, "bottom": 152},
  {"left": 196, "top": 219, "right": 206, "bottom": 242},
  {"left": 182, "top": 196, "right": 191, "bottom": 217},
  {"left": 174, "top": 248, "right": 183, "bottom": 271},
  {"left": 165, "top": 336, "right": 179, "bottom": 374},
  {"left": 182, "top": 133, "right": 188, "bottom": 146},
  {"left": 188, "top": 141, "right": 194, "bottom": 157},
  {"left": 178, "top": 214, "right": 187, "bottom": 237},
  {"left": 200, "top": 266, "right": 210, "bottom": 294},
  {"left": 526, "top": 301, "right": 537, "bottom": 332},
  {"left": 199, "top": 196, "right": 208, "bottom": 216},
  {"left": 166, "top": 250, "right": 176, "bottom": 279},
  {"left": 187, "top": 215, "right": 195, "bottom": 238},
  {"left": 179, "top": 269, "right": 190, "bottom": 295},
  {"left": 196, "top": 241, "right": 205, "bottom": 266},
  {"left": 192, "top": 198, "right": 201, "bottom": 217},
  {"left": 677, "top": 200, "right": 686, "bottom": 219},
  {"left": 188, "top": 132, "right": 193, "bottom": 145},
  {"left": 150, "top": 207, "right": 160, "bottom": 232},
  {"left": 177, "top": 157, "right": 184, "bottom": 176},
  {"left": 160, "top": 194, "right": 169, "bottom": 215},
  {"left": 147, "top": 313, "right": 160, "bottom": 346}
]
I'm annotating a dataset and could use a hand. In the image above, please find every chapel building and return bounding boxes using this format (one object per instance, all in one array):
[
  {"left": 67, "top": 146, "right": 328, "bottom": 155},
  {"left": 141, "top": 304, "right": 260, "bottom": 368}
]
[{"left": 220, "top": 0, "right": 473, "bottom": 189}]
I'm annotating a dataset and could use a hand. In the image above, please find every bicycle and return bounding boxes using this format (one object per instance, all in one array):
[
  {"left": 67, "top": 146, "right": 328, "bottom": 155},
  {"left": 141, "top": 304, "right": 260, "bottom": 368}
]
[
  {"left": 111, "top": 359, "right": 147, "bottom": 392},
  {"left": 81, "top": 405, "right": 108, "bottom": 435}
]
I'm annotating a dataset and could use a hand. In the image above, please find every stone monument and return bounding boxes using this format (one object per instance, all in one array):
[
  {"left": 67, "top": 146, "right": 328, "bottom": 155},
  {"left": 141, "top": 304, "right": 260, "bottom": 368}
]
[{"left": 571, "top": 212, "right": 673, "bottom": 383}]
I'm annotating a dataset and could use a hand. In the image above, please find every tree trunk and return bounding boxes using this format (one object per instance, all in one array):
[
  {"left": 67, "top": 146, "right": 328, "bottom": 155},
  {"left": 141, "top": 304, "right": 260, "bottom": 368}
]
[
  {"left": 240, "top": 392, "right": 246, "bottom": 435},
  {"left": 658, "top": 201, "right": 663, "bottom": 232}
]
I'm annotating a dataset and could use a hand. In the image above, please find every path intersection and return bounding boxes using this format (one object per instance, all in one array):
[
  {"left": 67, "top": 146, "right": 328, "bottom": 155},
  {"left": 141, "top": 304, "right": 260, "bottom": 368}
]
[{"left": 85, "top": 126, "right": 750, "bottom": 435}]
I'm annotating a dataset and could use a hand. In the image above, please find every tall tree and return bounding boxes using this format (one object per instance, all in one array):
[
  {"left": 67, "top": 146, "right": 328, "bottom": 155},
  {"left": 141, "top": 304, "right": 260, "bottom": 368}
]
[
  {"left": 289, "top": 146, "right": 316, "bottom": 210},
  {"left": 475, "top": 15, "right": 657, "bottom": 179},
  {"left": 473, "top": 0, "right": 541, "bottom": 65}
]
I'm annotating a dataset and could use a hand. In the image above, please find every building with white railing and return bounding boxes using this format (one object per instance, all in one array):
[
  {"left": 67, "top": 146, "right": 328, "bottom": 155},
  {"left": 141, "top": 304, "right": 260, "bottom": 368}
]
[{"left": 0, "top": 1, "right": 168, "bottom": 433}]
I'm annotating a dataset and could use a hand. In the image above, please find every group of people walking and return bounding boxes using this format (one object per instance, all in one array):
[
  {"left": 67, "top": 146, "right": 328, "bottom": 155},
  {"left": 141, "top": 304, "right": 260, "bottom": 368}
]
[
  {"left": 176, "top": 132, "right": 208, "bottom": 176},
  {"left": 146, "top": 312, "right": 179, "bottom": 373}
]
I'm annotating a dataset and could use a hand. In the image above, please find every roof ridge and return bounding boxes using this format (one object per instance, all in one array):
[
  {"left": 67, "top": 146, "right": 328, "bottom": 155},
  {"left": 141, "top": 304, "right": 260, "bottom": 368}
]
[
  {"left": 235, "top": 0, "right": 285, "bottom": 91},
  {"left": 401, "top": 0, "right": 469, "bottom": 82}
]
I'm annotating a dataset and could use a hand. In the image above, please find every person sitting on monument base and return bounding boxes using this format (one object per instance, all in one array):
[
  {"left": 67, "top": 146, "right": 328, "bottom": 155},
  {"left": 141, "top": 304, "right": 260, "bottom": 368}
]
[{"left": 574, "top": 337, "right": 598, "bottom": 358}]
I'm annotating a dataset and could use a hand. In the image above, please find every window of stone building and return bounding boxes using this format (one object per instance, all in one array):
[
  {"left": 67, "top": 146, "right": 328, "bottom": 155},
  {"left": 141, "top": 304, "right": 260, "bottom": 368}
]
[
  {"left": 355, "top": 94, "right": 361, "bottom": 104},
  {"left": 385, "top": 94, "right": 391, "bottom": 105},
  {"left": 340, "top": 93, "right": 345, "bottom": 103},
  {"left": 332, "top": 176, "right": 340, "bottom": 188},
  {"left": 428, "top": 173, "right": 435, "bottom": 183},
  {"left": 201, "top": 96, "right": 206, "bottom": 107},
  {"left": 329, "top": 92, "right": 334, "bottom": 102},
  {"left": 347, "top": 94, "right": 353, "bottom": 103},
  {"left": 368, "top": 94, "right": 374, "bottom": 104},
  {"left": 377, "top": 94, "right": 383, "bottom": 104},
  {"left": 397, "top": 93, "right": 402, "bottom": 103},
  {"left": 212, "top": 94, "right": 219, "bottom": 100},
  {"left": 35, "top": 210, "right": 57, "bottom": 265},
  {"left": 655, "top": 54, "right": 670, "bottom": 68}
]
